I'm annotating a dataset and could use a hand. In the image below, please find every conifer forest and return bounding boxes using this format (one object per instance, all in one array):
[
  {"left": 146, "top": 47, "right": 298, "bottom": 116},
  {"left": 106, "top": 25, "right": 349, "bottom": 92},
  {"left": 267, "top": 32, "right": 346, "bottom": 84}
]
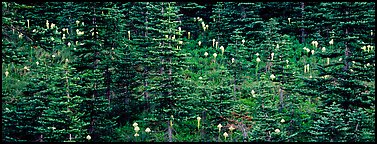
[{"left": 2, "top": 2, "right": 376, "bottom": 142}]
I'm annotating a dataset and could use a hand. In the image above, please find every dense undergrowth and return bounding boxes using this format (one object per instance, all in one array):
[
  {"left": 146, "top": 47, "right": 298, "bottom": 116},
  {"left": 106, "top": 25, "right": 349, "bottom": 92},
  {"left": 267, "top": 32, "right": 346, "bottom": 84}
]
[{"left": 2, "top": 2, "right": 375, "bottom": 142}]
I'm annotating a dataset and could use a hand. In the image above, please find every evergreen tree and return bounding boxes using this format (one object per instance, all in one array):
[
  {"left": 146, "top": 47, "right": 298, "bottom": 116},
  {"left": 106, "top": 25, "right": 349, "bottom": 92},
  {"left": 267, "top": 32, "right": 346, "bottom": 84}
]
[
  {"left": 238, "top": 2, "right": 265, "bottom": 45},
  {"left": 36, "top": 60, "right": 89, "bottom": 142},
  {"left": 68, "top": 2, "right": 117, "bottom": 141},
  {"left": 144, "top": 2, "right": 192, "bottom": 127},
  {"left": 179, "top": 2, "right": 206, "bottom": 40},
  {"left": 249, "top": 75, "right": 285, "bottom": 142},
  {"left": 309, "top": 102, "right": 350, "bottom": 142}
]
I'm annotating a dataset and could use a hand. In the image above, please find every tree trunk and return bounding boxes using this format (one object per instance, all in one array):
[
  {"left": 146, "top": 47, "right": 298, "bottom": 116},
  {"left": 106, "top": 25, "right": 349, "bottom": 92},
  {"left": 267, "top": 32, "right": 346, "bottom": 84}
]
[
  {"left": 300, "top": 2, "right": 305, "bottom": 43},
  {"left": 279, "top": 88, "right": 284, "bottom": 112},
  {"left": 168, "top": 121, "right": 173, "bottom": 142}
]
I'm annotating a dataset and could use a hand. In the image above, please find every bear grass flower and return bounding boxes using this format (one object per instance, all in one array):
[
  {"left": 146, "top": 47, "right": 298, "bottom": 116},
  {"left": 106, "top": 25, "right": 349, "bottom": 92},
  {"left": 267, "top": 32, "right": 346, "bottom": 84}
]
[
  {"left": 133, "top": 122, "right": 138, "bottom": 127},
  {"left": 251, "top": 90, "right": 255, "bottom": 97},
  {"left": 134, "top": 133, "right": 139, "bottom": 137},
  {"left": 204, "top": 52, "right": 208, "bottom": 57},
  {"left": 311, "top": 50, "right": 315, "bottom": 55},
  {"left": 5, "top": 71, "right": 9, "bottom": 77},
  {"left": 68, "top": 42, "right": 71, "bottom": 47},
  {"left": 304, "top": 65, "right": 307, "bottom": 73},
  {"left": 321, "top": 47, "right": 326, "bottom": 52},
  {"left": 77, "top": 31, "right": 84, "bottom": 36},
  {"left": 213, "top": 53, "right": 217, "bottom": 59},
  {"left": 303, "top": 47, "right": 311, "bottom": 53},
  {"left": 229, "top": 125, "right": 235, "bottom": 132},
  {"left": 288, "top": 18, "right": 291, "bottom": 24},
  {"left": 361, "top": 46, "right": 366, "bottom": 52},
  {"left": 281, "top": 119, "right": 285, "bottom": 123},
  {"left": 128, "top": 31, "right": 131, "bottom": 40},
  {"left": 50, "top": 23, "right": 55, "bottom": 29},
  {"left": 216, "top": 41, "right": 219, "bottom": 49},
  {"left": 188, "top": 32, "right": 191, "bottom": 39},
  {"left": 36, "top": 61, "right": 39, "bottom": 66},
  {"left": 271, "top": 53, "right": 274, "bottom": 61},
  {"left": 86, "top": 135, "right": 91, "bottom": 140},
  {"left": 170, "top": 115, "right": 174, "bottom": 127},
  {"left": 18, "top": 33, "right": 23, "bottom": 39},
  {"left": 367, "top": 45, "right": 371, "bottom": 52},
  {"left": 256, "top": 57, "right": 261, "bottom": 63},
  {"left": 303, "top": 47, "right": 310, "bottom": 53},
  {"left": 145, "top": 128, "right": 151, "bottom": 133},
  {"left": 217, "top": 124, "right": 222, "bottom": 133},
  {"left": 197, "top": 117, "right": 201, "bottom": 130},
  {"left": 212, "top": 39, "right": 215, "bottom": 47},
  {"left": 223, "top": 132, "right": 228, "bottom": 139},
  {"left": 134, "top": 126, "right": 140, "bottom": 133},
  {"left": 329, "top": 39, "right": 334, "bottom": 45},
  {"left": 270, "top": 74, "right": 276, "bottom": 80},
  {"left": 242, "top": 39, "right": 245, "bottom": 44},
  {"left": 198, "top": 41, "right": 202, "bottom": 46},
  {"left": 275, "top": 129, "right": 280, "bottom": 133},
  {"left": 220, "top": 46, "right": 225, "bottom": 55},
  {"left": 311, "top": 41, "right": 318, "bottom": 48}
]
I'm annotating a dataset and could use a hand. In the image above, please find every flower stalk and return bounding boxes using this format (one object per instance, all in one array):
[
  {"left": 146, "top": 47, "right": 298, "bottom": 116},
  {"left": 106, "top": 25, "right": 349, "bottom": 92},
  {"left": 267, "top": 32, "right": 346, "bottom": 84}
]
[
  {"left": 128, "top": 31, "right": 130, "bottom": 40},
  {"left": 197, "top": 117, "right": 201, "bottom": 131}
]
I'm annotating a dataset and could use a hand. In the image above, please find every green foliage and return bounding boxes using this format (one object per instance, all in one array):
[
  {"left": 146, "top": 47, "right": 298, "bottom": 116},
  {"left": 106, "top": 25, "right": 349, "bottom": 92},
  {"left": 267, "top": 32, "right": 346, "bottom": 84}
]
[{"left": 2, "top": 2, "right": 375, "bottom": 142}]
